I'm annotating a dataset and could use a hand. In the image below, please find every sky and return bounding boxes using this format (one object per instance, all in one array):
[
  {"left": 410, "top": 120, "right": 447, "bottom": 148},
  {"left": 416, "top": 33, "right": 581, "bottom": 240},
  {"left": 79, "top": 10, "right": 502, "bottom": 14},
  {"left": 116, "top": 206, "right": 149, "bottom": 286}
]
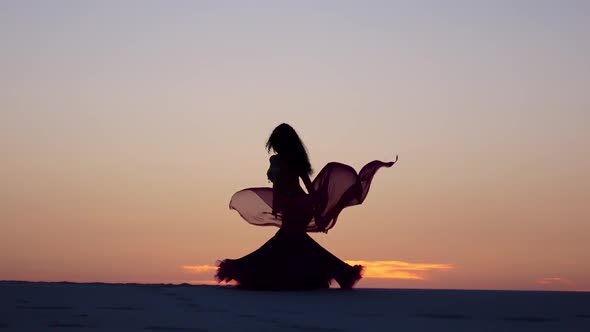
[{"left": 1, "top": 0, "right": 589, "bottom": 291}]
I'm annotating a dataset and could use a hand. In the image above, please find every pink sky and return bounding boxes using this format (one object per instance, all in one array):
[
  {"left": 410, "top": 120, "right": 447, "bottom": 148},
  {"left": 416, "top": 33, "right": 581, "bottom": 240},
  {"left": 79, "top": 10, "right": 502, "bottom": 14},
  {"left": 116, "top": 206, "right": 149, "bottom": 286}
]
[{"left": 1, "top": 1, "right": 589, "bottom": 291}]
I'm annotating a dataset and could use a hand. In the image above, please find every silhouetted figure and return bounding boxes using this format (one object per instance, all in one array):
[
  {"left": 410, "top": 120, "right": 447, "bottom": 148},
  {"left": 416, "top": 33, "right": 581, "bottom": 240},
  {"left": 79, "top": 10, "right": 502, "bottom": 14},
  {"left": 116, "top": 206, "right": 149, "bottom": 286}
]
[{"left": 216, "top": 123, "right": 397, "bottom": 290}]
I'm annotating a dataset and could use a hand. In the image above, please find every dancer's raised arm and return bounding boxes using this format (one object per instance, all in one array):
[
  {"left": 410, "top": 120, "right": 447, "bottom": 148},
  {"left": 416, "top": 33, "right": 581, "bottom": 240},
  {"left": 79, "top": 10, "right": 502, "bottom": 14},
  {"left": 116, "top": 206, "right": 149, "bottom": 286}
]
[
  {"left": 301, "top": 172, "right": 327, "bottom": 232},
  {"left": 301, "top": 172, "right": 315, "bottom": 195}
]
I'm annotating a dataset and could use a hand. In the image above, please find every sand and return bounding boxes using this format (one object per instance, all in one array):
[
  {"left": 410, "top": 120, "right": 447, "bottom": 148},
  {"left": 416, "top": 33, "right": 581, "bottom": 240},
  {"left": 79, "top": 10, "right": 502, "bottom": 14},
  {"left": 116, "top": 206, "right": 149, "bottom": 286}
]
[{"left": 1, "top": 281, "right": 589, "bottom": 331}]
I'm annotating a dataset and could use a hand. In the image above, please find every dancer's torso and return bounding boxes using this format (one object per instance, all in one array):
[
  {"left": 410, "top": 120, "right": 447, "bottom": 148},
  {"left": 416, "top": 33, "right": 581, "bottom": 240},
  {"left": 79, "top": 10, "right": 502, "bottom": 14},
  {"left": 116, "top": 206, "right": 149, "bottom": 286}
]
[{"left": 268, "top": 155, "right": 312, "bottom": 233}]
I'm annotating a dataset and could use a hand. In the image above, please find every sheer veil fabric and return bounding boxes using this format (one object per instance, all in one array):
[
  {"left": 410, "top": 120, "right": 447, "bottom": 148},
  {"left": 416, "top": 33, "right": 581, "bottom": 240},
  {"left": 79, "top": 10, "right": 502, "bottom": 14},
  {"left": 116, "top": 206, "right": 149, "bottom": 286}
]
[{"left": 229, "top": 157, "right": 398, "bottom": 232}]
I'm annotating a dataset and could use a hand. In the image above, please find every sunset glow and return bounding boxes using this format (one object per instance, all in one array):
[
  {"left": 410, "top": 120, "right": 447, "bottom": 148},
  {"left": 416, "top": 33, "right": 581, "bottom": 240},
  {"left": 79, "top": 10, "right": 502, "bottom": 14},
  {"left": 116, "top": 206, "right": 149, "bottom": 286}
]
[
  {"left": 1, "top": 1, "right": 589, "bottom": 291},
  {"left": 182, "top": 265, "right": 218, "bottom": 274},
  {"left": 345, "top": 261, "right": 453, "bottom": 280},
  {"left": 536, "top": 277, "right": 574, "bottom": 286},
  {"left": 183, "top": 260, "right": 453, "bottom": 283}
]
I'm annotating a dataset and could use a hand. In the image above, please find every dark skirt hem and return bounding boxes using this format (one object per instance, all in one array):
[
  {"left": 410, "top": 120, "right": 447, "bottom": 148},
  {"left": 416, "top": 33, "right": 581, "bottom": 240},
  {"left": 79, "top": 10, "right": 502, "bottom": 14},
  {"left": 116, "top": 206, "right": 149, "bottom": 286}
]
[{"left": 215, "top": 230, "right": 364, "bottom": 291}]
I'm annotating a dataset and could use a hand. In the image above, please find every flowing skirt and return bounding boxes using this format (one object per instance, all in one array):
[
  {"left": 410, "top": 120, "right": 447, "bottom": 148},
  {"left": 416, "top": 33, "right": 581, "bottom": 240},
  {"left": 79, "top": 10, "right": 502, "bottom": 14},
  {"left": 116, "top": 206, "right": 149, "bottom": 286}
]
[
  {"left": 216, "top": 229, "right": 363, "bottom": 290},
  {"left": 216, "top": 159, "right": 396, "bottom": 290}
]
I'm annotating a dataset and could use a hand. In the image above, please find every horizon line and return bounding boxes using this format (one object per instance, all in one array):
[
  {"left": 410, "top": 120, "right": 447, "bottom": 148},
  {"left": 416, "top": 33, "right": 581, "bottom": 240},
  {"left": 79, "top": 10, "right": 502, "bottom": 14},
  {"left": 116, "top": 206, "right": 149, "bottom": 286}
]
[{"left": 1, "top": 280, "right": 587, "bottom": 293}]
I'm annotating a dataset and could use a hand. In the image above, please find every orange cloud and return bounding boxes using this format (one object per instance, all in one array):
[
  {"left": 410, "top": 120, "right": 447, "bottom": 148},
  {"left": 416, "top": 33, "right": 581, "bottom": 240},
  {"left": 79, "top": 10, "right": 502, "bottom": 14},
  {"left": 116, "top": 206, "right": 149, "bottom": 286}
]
[
  {"left": 182, "top": 260, "right": 450, "bottom": 285},
  {"left": 182, "top": 265, "right": 218, "bottom": 273},
  {"left": 536, "top": 277, "right": 573, "bottom": 286},
  {"left": 345, "top": 260, "right": 453, "bottom": 280},
  {"left": 182, "top": 266, "right": 220, "bottom": 285},
  {"left": 182, "top": 266, "right": 234, "bottom": 286},
  {"left": 182, "top": 261, "right": 453, "bottom": 283}
]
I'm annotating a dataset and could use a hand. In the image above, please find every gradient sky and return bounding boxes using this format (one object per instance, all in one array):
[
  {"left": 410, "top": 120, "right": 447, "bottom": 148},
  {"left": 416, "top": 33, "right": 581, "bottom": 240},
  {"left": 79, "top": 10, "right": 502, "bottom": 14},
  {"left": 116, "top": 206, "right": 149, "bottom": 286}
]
[{"left": 1, "top": 0, "right": 589, "bottom": 291}]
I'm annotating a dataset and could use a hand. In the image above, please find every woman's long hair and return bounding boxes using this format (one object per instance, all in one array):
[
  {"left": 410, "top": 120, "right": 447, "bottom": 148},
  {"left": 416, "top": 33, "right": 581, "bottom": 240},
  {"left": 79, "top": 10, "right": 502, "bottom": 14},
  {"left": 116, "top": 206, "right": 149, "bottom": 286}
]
[{"left": 265, "top": 123, "right": 312, "bottom": 175}]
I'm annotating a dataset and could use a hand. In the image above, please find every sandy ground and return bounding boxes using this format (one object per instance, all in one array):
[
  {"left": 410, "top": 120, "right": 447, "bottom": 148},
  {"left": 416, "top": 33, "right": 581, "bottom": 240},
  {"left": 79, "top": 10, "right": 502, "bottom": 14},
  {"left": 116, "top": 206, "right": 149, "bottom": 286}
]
[{"left": 0, "top": 281, "right": 589, "bottom": 331}]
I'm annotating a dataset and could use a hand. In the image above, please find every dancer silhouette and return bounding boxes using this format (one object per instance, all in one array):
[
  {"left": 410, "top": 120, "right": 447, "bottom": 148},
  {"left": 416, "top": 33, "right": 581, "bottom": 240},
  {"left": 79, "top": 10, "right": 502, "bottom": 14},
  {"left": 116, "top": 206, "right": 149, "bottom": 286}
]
[{"left": 216, "top": 123, "right": 397, "bottom": 290}]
